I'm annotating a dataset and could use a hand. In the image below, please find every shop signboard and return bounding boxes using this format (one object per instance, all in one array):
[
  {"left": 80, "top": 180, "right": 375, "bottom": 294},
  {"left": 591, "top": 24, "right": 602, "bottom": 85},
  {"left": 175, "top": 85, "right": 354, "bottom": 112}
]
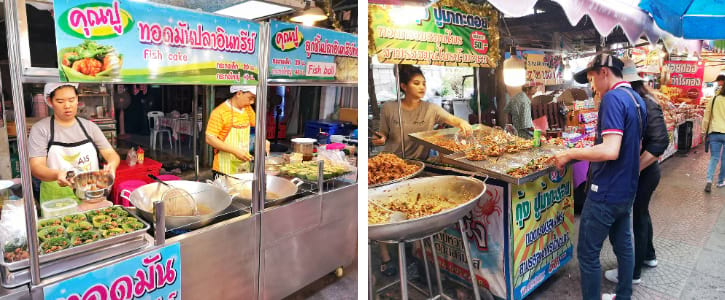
[
  {"left": 43, "top": 243, "right": 182, "bottom": 300},
  {"left": 268, "top": 21, "right": 358, "bottom": 81},
  {"left": 664, "top": 60, "right": 705, "bottom": 105},
  {"left": 427, "top": 180, "right": 508, "bottom": 299},
  {"left": 369, "top": 0, "right": 500, "bottom": 68},
  {"left": 53, "top": 0, "right": 260, "bottom": 85},
  {"left": 510, "top": 168, "right": 574, "bottom": 300},
  {"left": 516, "top": 51, "right": 563, "bottom": 86}
]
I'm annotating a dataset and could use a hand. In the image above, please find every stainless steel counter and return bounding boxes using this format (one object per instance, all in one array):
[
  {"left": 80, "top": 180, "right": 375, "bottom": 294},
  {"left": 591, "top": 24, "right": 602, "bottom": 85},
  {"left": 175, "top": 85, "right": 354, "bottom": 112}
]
[
  {"left": 261, "top": 183, "right": 358, "bottom": 300},
  {"left": 0, "top": 286, "right": 29, "bottom": 300}
]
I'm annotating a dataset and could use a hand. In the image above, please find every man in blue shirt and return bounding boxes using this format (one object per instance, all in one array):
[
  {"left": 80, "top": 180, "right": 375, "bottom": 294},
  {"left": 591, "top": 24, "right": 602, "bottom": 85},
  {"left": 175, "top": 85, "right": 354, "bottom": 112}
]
[{"left": 554, "top": 54, "right": 647, "bottom": 300}]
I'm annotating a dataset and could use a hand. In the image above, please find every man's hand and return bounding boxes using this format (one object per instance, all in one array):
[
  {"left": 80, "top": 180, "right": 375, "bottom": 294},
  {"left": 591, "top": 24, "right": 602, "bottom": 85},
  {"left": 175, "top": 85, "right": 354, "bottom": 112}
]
[
  {"left": 56, "top": 170, "right": 72, "bottom": 187},
  {"left": 554, "top": 151, "right": 571, "bottom": 171},
  {"left": 371, "top": 133, "right": 386, "bottom": 146},
  {"left": 233, "top": 148, "right": 253, "bottom": 161}
]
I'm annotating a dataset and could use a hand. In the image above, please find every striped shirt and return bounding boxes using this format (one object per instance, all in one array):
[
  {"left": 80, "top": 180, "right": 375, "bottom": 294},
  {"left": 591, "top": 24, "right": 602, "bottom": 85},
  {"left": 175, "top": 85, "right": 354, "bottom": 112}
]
[{"left": 206, "top": 100, "right": 255, "bottom": 170}]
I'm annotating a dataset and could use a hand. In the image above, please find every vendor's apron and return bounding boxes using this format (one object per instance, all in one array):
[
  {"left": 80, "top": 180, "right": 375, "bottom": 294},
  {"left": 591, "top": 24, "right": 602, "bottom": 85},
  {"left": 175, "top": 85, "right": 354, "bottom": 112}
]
[
  {"left": 39, "top": 116, "right": 100, "bottom": 203},
  {"left": 217, "top": 102, "right": 252, "bottom": 174}
]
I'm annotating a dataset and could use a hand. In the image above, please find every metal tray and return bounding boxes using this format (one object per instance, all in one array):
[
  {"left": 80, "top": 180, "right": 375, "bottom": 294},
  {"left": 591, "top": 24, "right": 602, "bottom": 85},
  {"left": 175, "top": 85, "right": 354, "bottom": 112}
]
[
  {"left": 1, "top": 235, "right": 151, "bottom": 288},
  {"left": 368, "top": 176, "right": 487, "bottom": 242},
  {"left": 0, "top": 206, "right": 150, "bottom": 272},
  {"left": 368, "top": 160, "right": 425, "bottom": 189},
  {"left": 408, "top": 128, "right": 462, "bottom": 155},
  {"left": 441, "top": 152, "right": 556, "bottom": 185}
]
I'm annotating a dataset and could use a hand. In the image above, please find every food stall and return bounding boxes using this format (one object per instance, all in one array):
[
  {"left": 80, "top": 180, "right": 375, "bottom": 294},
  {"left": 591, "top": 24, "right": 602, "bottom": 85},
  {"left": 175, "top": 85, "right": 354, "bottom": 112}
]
[
  {"left": 367, "top": 1, "right": 573, "bottom": 299},
  {"left": 0, "top": 1, "right": 357, "bottom": 299},
  {"left": 257, "top": 20, "right": 358, "bottom": 300}
]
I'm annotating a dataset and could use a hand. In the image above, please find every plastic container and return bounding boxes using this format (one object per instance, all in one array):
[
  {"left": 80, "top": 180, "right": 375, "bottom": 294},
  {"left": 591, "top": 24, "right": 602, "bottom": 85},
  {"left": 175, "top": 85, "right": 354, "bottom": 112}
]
[
  {"left": 291, "top": 138, "right": 316, "bottom": 161},
  {"left": 137, "top": 147, "right": 145, "bottom": 165},
  {"left": 330, "top": 135, "right": 345, "bottom": 144},
  {"left": 303, "top": 120, "right": 352, "bottom": 143},
  {"left": 325, "top": 143, "right": 346, "bottom": 151},
  {"left": 40, "top": 198, "right": 78, "bottom": 218}
]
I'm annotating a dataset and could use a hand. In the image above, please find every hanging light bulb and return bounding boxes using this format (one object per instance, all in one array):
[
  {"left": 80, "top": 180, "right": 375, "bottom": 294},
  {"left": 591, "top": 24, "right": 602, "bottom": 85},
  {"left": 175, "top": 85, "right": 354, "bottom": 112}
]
[
  {"left": 504, "top": 49, "right": 526, "bottom": 87},
  {"left": 290, "top": 1, "right": 327, "bottom": 26}
]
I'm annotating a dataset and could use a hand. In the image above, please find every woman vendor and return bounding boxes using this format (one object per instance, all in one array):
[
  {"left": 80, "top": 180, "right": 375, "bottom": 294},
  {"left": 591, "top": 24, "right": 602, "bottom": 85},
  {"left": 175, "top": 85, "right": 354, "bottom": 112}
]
[
  {"left": 206, "top": 85, "right": 270, "bottom": 176},
  {"left": 370, "top": 64, "right": 473, "bottom": 277},
  {"left": 29, "top": 83, "right": 120, "bottom": 203},
  {"left": 371, "top": 64, "right": 473, "bottom": 160}
]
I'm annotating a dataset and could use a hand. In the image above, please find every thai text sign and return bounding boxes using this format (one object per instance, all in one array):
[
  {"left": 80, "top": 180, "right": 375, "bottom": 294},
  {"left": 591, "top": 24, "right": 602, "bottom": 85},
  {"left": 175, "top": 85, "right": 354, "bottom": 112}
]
[
  {"left": 269, "top": 21, "right": 358, "bottom": 81},
  {"left": 665, "top": 60, "right": 705, "bottom": 104},
  {"left": 522, "top": 51, "right": 563, "bottom": 86},
  {"left": 369, "top": 0, "right": 499, "bottom": 67},
  {"left": 43, "top": 243, "right": 182, "bottom": 300},
  {"left": 511, "top": 168, "right": 574, "bottom": 300},
  {"left": 53, "top": 0, "right": 260, "bottom": 84}
]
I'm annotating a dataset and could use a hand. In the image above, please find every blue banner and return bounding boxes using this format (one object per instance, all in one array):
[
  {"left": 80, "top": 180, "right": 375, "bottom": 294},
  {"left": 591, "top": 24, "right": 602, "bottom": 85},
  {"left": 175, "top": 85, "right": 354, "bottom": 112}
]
[
  {"left": 43, "top": 243, "right": 182, "bottom": 300},
  {"left": 53, "top": 0, "right": 260, "bottom": 84},
  {"left": 268, "top": 21, "right": 358, "bottom": 81}
]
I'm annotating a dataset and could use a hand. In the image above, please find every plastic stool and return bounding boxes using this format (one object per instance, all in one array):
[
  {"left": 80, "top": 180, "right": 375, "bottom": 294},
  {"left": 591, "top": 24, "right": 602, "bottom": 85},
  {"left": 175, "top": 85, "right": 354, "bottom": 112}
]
[{"left": 116, "top": 180, "right": 147, "bottom": 207}]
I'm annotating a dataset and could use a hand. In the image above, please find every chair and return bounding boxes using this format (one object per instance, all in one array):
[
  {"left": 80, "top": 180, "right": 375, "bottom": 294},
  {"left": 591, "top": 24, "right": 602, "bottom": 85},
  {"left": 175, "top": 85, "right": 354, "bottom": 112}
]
[{"left": 147, "top": 111, "right": 173, "bottom": 151}]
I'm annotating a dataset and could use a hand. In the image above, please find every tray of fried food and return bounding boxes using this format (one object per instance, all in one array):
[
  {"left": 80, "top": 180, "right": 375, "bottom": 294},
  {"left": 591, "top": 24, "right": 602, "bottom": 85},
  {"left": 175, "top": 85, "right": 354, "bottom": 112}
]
[
  {"left": 506, "top": 155, "right": 555, "bottom": 178},
  {"left": 368, "top": 153, "right": 425, "bottom": 188}
]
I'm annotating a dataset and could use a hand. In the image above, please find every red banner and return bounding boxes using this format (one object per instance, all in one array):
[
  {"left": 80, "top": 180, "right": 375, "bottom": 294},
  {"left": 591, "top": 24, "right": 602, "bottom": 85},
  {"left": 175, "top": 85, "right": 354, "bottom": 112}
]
[{"left": 664, "top": 60, "right": 705, "bottom": 105}]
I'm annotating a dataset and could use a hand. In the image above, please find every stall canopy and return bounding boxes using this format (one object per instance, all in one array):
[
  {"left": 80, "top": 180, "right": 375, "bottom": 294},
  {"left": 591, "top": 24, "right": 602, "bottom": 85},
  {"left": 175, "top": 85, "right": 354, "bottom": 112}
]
[
  {"left": 487, "top": 0, "right": 703, "bottom": 54},
  {"left": 639, "top": 0, "right": 725, "bottom": 40}
]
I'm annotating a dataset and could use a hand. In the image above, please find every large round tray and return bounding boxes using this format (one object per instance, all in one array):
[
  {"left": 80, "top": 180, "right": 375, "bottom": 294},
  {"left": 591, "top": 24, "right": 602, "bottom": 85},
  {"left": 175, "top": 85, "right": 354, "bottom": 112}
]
[
  {"left": 368, "top": 175, "right": 487, "bottom": 242},
  {"left": 368, "top": 160, "right": 425, "bottom": 189}
]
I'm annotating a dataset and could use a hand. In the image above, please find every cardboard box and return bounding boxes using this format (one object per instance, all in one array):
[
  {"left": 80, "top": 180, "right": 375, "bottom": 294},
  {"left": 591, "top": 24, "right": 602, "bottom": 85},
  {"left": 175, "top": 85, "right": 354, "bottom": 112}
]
[{"left": 339, "top": 108, "right": 357, "bottom": 125}]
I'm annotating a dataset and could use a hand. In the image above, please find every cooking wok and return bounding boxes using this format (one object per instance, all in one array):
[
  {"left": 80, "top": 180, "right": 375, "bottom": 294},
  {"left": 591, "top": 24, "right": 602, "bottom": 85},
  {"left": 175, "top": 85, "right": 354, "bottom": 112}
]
[
  {"left": 368, "top": 176, "right": 487, "bottom": 242},
  {"left": 122, "top": 180, "right": 232, "bottom": 230},
  {"left": 211, "top": 173, "right": 304, "bottom": 207}
]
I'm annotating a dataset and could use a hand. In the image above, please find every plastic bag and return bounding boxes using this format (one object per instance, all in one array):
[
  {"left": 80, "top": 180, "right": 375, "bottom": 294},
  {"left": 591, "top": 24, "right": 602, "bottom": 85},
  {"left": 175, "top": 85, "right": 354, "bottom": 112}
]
[
  {"left": 127, "top": 147, "right": 138, "bottom": 166},
  {"left": 315, "top": 148, "right": 352, "bottom": 170},
  {"left": 0, "top": 199, "right": 29, "bottom": 262}
]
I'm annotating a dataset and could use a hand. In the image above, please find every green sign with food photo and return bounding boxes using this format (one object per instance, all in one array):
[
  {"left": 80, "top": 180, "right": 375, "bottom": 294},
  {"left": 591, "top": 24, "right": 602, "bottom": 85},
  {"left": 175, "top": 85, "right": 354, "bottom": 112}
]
[
  {"left": 369, "top": 0, "right": 501, "bottom": 68},
  {"left": 53, "top": 0, "right": 260, "bottom": 84}
]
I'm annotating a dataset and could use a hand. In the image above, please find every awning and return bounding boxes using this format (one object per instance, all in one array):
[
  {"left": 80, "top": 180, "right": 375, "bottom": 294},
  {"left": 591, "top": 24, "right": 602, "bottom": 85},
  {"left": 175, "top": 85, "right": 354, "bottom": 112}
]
[
  {"left": 639, "top": 0, "right": 725, "bottom": 39},
  {"left": 487, "top": 0, "right": 703, "bottom": 53}
]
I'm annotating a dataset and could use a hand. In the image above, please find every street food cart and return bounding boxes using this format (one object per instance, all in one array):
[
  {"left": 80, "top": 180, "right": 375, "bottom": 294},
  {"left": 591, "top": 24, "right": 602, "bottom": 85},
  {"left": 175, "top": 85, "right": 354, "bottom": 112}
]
[
  {"left": 0, "top": 1, "right": 357, "bottom": 299},
  {"left": 367, "top": 1, "right": 573, "bottom": 299}
]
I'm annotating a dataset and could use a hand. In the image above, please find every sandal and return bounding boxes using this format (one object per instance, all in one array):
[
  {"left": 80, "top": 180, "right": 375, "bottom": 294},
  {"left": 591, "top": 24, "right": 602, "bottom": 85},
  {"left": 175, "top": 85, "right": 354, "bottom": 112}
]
[{"left": 380, "top": 260, "right": 397, "bottom": 277}]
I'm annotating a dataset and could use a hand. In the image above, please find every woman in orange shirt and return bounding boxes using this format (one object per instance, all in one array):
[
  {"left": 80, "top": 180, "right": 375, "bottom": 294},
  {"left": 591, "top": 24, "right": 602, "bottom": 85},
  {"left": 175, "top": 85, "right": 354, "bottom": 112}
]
[{"left": 206, "top": 86, "right": 269, "bottom": 176}]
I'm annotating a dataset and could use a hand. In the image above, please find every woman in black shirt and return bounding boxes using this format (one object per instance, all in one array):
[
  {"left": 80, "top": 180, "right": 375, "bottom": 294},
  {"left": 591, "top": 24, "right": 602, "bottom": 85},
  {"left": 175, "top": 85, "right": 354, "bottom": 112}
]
[{"left": 605, "top": 62, "right": 670, "bottom": 284}]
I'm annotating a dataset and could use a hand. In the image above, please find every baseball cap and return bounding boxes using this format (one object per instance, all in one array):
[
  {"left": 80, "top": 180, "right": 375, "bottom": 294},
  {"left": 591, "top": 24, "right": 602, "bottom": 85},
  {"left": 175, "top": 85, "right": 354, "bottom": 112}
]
[
  {"left": 621, "top": 58, "right": 644, "bottom": 82},
  {"left": 573, "top": 54, "right": 625, "bottom": 84},
  {"left": 230, "top": 85, "right": 256, "bottom": 95},
  {"left": 44, "top": 82, "right": 79, "bottom": 98}
]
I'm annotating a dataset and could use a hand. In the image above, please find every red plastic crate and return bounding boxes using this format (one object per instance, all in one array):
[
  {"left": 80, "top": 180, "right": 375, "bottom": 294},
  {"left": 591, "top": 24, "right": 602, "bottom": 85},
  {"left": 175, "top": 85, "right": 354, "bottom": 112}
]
[{"left": 112, "top": 158, "right": 163, "bottom": 197}]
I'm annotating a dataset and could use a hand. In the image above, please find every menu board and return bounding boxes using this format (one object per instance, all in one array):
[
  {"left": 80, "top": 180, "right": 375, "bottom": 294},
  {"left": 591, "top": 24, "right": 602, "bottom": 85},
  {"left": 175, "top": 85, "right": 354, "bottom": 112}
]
[
  {"left": 268, "top": 21, "right": 358, "bottom": 81},
  {"left": 53, "top": 0, "right": 260, "bottom": 84}
]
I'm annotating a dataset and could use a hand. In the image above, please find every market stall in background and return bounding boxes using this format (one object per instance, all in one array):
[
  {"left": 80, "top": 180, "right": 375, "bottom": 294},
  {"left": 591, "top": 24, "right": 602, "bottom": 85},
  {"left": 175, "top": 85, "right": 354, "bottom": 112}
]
[
  {"left": 367, "top": 0, "right": 722, "bottom": 299},
  {"left": 0, "top": 0, "right": 358, "bottom": 299}
]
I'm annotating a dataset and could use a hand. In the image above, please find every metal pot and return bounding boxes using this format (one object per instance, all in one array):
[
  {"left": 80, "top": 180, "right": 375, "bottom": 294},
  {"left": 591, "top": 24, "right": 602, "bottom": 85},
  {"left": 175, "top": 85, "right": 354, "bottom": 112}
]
[
  {"left": 211, "top": 173, "right": 303, "bottom": 207},
  {"left": 68, "top": 170, "right": 114, "bottom": 200},
  {"left": 122, "top": 180, "right": 231, "bottom": 230},
  {"left": 368, "top": 176, "right": 487, "bottom": 242}
]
